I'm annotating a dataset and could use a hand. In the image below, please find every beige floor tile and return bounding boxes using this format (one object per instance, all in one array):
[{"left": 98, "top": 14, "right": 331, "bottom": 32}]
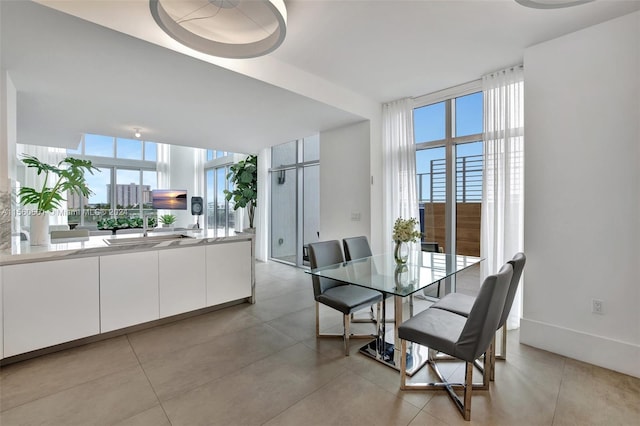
[
  {"left": 256, "top": 275, "right": 307, "bottom": 301},
  {"left": 114, "top": 405, "right": 171, "bottom": 426},
  {"left": 244, "top": 287, "right": 315, "bottom": 322},
  {"left": 266, "top": 307, "right": 325, "bottom": 342},
  {"left": 0, "top": 365, "right": 158, "bottom": 426},
  {"left": 140, "top": 323, "right": 297, "bottom": 401},
  {"left": 552, "top": 359, "right": 640, "bottom": 426},
  {"left": 346, "top": 350, "right": 437, "bottom": 409},
  {"left": 263, "top": 370, "right": 421, "bottom": 426},
  {"left": 128, "top": 304, "right": 263, "bottom": 363},
  {"left": 408, "top": 409, "right": 452, "bottom": 426},
  {"left": 0, "top": 336, "right": 139, "bottom": 411},
  {"left": 163, "top": 343, "right": 346, "bottom": 426},
  {"left": 421, "top": 356, "right": 561, "bottom": 425}
]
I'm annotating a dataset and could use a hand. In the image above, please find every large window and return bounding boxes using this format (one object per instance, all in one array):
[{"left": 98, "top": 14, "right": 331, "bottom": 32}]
[
  {"left": 414, "top": 89, "right": 483, "bottom": 256},
  {"left": 66, "top": 134, "right": 158, "bottom": 226},
  {"left": 204, "top": 151, "right": 238, "bottom": 235},
  {"left": 270, "top": 136, "right": 319, "bottom": 266}
]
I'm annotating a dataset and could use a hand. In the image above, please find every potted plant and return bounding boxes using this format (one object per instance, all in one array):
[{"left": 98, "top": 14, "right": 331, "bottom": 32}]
[
  {"left": 224, "top": 154, "right": 257, "bottom": 231},
  {"left": 19, "top": 154, "right": 98, "bottom": 245},
  {"left": 159, "top": 214, "right": 177, "bottom": 227}
]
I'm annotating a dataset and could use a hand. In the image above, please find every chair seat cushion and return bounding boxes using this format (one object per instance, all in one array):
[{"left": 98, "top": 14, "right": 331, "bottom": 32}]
[
  {"left": 431, "top": 293, "right": 475, "bottom": 317},
  {"left": 398, "top": 308, "right": 467, "bottom": 357},
  {"left": 318, "top": 285, "right": 383, "bottom": 315}
]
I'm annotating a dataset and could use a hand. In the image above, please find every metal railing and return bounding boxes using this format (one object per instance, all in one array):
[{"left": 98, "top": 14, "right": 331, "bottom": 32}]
[{"left": 417, "top": 154, "right": 483, "bottom": 202}]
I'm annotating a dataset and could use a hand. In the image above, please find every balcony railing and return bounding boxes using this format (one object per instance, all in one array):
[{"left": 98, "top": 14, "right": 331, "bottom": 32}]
[{"left": 417, "top": 154, "right": 483, "bottom": 203}]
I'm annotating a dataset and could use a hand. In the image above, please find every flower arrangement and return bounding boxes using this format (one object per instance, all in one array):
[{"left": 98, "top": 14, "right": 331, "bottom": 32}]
[{"left": 392, "top": 217, "right": 422, "bottom": 243}]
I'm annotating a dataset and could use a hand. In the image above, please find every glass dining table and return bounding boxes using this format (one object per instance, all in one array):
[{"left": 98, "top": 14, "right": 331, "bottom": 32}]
[{"left": 307, "top": 250, "right": 482, "bottom": 375}]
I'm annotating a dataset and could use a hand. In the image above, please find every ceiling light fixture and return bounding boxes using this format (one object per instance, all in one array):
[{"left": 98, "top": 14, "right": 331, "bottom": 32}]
[
  {"left": 515, "top": 0, "right": 594, "bottom": 9},
  {"left": 149, "top": 0, "right": 287, "bottom": 59},
  {"left": 134, "top": 128, "right": 142, "bottom": 139}
]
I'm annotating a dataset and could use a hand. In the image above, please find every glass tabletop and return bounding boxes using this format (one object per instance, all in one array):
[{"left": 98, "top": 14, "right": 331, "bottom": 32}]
[{"left": 307, "top": 251, "right": 482, "bottom": 297}]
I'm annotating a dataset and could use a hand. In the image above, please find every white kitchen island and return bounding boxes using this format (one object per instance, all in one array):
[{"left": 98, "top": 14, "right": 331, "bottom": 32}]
[{"left": 0, "top": 230, "right": 254, "bottom": 362}]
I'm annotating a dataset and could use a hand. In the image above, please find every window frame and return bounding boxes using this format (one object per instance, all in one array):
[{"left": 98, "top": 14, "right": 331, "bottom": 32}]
[
  {"left": 413, "top": 80, "right": 483, "bottom": 256},
  {"left": 67, "top": 135, "right": 158, "bottom": 226}
]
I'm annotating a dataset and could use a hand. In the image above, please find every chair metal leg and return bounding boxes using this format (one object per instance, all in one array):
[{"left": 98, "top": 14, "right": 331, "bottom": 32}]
[
  {"left": 315, "top": 302, "right": 320, "bottom": 337},
  {"left": 463, "top": 361, "right": 473, "bottom": 421},
  {"left": 400, "top": 339, "right": 407, "bottom": 389},
  {"left": 343, "top": 313, "right": 350, "bottom": 356},
  {"left": 490, "top": 334, "right": 497, "bottom": 381},
  {"left": 315, "top": 302, "right": 378, "bottom": 357},
  {"left": 399, "top": 338, "right": 480, "bottom": 421},
  {"left": 496, "top": 324, "right": 507, "bottom": 360},
  {"left": 485, "top": 339, "right": 493, "bottom": 387}
]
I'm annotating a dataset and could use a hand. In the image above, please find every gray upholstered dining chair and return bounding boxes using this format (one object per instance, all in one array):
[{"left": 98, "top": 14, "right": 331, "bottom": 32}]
[
  {"left": 398, "top": 263, "right": 513, "bottom": 421},
  {"left": 342, "top": 236, "right": 372, "bottom": 261},
  {"left": 342, "top": 236, "right": 377, "bottom": 322},
  {"left": 430, "top": 252, "right": 526, "bottom": 379},
  {"left": 308, "top": 240, "right": 383, "bottom": 356}
]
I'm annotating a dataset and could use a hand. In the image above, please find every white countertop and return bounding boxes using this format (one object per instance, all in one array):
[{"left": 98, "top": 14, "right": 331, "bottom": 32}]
[{"left": 0, "top": 229, "right": 254, "bottom": 266}]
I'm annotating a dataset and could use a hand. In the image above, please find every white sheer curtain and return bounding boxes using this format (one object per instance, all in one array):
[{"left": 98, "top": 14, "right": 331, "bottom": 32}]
[
  {"left": 193, "top": 148, "right": 205, "bottom": 197},
  {"left": 255, "top": 148, "right": 270, "bottom": 262},
  {"left": 156, "top": 143, "right": 171, "bottom": 189},
  {"left": 481, "top": 66, "right": 525, "bottom": 330},
  {"left": 382, "top": 98, "right": 419, "bottom": 255}
]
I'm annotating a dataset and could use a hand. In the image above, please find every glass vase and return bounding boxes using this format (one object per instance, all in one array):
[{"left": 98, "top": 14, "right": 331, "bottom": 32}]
[{"left": 394, "top": 240, "right": 409, "bottom": 265}]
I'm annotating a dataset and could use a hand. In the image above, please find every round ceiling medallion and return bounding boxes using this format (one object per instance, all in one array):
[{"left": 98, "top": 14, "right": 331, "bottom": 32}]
[
  {"left": 515, "top": 0, "right": 594, "bottom": 9},
  {"left": 150, "top": 0, "right": 287, "bottom": 59}
]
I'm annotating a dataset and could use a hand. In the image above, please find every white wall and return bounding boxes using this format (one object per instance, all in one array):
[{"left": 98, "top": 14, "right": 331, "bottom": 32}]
[
  {"left": 0, "top": 70, "right": 17, "bottom": 248},
  {"left": 167, "top": 145, "right": 199, "bottom": 228},
  {"left": 319, "top": 121, "right": 371, "bottom": 245},
  {"left": 522, "top": 11, "right": 640, "bottom": 377}
]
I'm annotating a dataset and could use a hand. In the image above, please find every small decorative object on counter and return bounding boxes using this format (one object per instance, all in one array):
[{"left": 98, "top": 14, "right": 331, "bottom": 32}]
[
  {"left": 392, "top": 217, "right": 422, "bottom": 265},
  {"left": 159, "top": 214, "right": 177, "bottom": 227}
]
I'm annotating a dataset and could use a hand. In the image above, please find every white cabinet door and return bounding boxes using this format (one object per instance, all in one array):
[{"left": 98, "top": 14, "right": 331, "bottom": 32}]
[
  {"left": 205, "top": 241, "right": 252, "bottom": 306},
  {"left": 100, "top": 251, "right": 159, "bottom": 333},
  {"left": 158, "top": 246, "right": 206, "bottom": 318},
  {"left": 3, "top": 257, "right": 100, "bottom": 357}
]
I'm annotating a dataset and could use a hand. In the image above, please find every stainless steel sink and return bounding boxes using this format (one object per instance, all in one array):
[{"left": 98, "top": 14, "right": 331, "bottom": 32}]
[{"left": 103, "top": 234, "right": 195, "bottom": 246}]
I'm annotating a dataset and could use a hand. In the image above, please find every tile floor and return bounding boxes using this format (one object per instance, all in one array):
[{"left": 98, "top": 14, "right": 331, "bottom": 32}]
[{"left": 1, "top": 260, "right": 638, "bottom": 425}]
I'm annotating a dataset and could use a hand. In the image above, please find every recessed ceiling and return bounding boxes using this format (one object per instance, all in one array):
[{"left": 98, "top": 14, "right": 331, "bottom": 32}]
[{"left": 3, "top": 0, "right": 639, "bottom": 154}]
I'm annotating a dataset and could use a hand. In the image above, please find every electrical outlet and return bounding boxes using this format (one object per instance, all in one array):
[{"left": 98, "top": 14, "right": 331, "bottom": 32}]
[{"left": 592, "top": 299, "right": 604, "bottom": 314}]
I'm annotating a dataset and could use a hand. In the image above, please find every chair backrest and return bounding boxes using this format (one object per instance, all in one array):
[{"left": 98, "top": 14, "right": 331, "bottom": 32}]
[
  {"left": 308, "top": 240, "right": 346, "bottom": 298},
  {"left": 421, "top": 242, "right": 439, "bottom": 253},
  {"left": 497, "top": 252, "right": 526, "bottom": 329},
  {"left": 342, "top": 236, "right": 372, "bottom": 261},
  {"left": 454, "top": 263, "right": 513, "bottom": 362}
]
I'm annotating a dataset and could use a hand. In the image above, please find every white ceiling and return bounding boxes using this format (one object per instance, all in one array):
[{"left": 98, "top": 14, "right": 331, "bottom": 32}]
[{"left": 3, "top": 0, "right": 639, "bottom": 154}]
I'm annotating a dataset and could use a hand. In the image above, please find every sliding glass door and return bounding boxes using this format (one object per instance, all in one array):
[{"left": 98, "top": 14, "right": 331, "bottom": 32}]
[{"left": 270, "top": 136, "right": 320, "bottom": 266}]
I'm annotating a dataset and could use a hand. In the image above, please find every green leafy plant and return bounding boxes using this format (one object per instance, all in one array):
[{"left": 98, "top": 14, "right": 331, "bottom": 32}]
[
  {"left": 159, "top": 214, "right": 177, "bottom": 225},
  {"left": 97, "top": 216, "right": 157, "bottom": 230},
  {"left": 392, "top": 217, "right": 422, "bottom": 243},
  {"left": 18, "top": 154, "right": 99, "bottom": 212},
  {"left": 224, "top": 154, "right": 257, "bottom": 229}
]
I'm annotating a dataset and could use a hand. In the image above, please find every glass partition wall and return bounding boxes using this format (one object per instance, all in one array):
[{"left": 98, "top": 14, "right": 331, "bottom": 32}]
[{"left": 270, "top": 136, "right": 320, "bottom": 266}]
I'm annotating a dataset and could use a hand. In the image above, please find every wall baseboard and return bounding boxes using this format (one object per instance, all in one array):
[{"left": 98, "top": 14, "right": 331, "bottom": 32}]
[{"left": 520, "top": 318, "right": 640, "bottom": 379}]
